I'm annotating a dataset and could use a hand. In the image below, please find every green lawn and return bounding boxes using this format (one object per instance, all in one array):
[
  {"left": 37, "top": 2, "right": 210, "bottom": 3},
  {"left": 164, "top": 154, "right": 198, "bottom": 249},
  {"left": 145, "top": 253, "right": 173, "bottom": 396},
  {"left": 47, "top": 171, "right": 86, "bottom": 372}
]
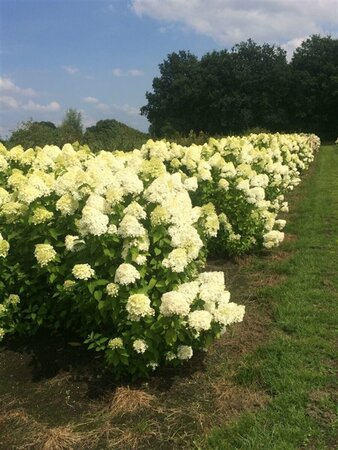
[
  {"left": 0, "top": 145, "right": 337, "bottom": 450},
  {"left": 207, "top": 145, "right": 338, "bottom": 450}
]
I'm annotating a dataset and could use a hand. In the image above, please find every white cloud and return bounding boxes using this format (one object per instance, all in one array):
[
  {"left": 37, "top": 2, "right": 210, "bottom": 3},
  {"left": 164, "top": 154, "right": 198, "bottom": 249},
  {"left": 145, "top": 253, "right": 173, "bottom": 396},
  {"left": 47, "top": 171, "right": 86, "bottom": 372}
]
[
  {"left": 82, "top": 96, "right": 99, "bottom": 104},
  {"left": 0, "top": 95, "right": 19, "bottom": 109},
  {"left": 113, "top": 103, "right": 140, "bottom": 116},
  {"left": 96, "top": 103, "right": 110, "bottom": 111},
  {"left": 0, "top": 94, "right": 61, "bottom": 112},
  {"left": 131, "top": 0, "right": 337, "bottom": 53},
  {"left": 21, "top": 100, "right": 61, "bottom": 112},
  {"left": 282, "top": 36, "right": 308, "bottom": 60},
  {"left": 63, "top": 65, "right": 79, "bottom": 75},
  {"left": 112, "top": 68, "right": 144, "bottom": 77},
  {"left": 128, "top": 69, "right": 144, "bottom": 77},
  {"left": 0, "top": 76, "right": 36, "bottom": 97},
  {"left": 112, "top": 68, "right": 124, "bottom": 77}
]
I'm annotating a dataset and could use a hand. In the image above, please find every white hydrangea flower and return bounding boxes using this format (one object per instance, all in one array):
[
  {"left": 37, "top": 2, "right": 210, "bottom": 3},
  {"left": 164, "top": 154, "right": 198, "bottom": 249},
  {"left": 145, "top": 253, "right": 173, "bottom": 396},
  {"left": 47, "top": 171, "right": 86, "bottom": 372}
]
[
  {"left": 117, "top": 214, "right": 146, "bottom": 238},
  {"left": 218, "top": 178, "right": 229, "bottom": 190},
  {"left": 213, "top": 303, "right": 245, "bottom": 327},
  {"left": 34, "top": 243, "right": 57, "bottom": 267},
  {"left": 263, "top": 230, "right": 285, "bottom": 248},
  {"left": 1, "top": 201, "right": 27, "bottom": 222},
  {"left": 117, "top": 169, "right": 144, "bottom": 195},
  {"left": 177, "top": 281, "right": 200, "bottom": 304},
  {"left": 162, "top": 248, "right": 189, "bottom": 273},
  {"left": 133, "top": 339, "right": 148, "bottom": 353},
  {"left": 204, "top": 213, "right": 220, "bottom": 237},
  {"left": 150, "top": 205, "right": 170, "bottom": 226},
  {"left": 0, "top": 187, "right": 10, "bottom": 207},
  {"left": 17, "top": 183, "right": 42, "bottom": 204},
  {"left": 108, "top": 337, "right": 124, "bottom": 349},
  {"left": 106, "top": 283, "right": 119, "bottom": 297},
  {"left": 281, "top": 201, "right": 289, "bottom": 212},
  {"left": 78, "top": 205, "right": 109, "bottom": 236},
  {"left": 107, "top": 224, "right": 117, "bottom": 235},
  {"left": 135, "top": 254, "right": 147, "bottom": 266},
  {"left": 147, "top": 361, "right": 158, "bottom": 371},
  {"left": 160, "top": 291, "right": 190, "bottom": 317},
  {"left": 183, "top": 176, "right": 198, "bottom": 191},
  {"left": 65, "top": 235, "right": 85, "bottom": 252},
  {"left": 237, "top": 179, "right": 250, "bottom": 193},
  {"left": 275, "top": 219, "right": 286, "bottom": 230},
  {"left": 198, "top": 272, "right": 226, "bottom": 303},
  {"left": 123, "top": 201, "right": 147, "bottom": 219},
  {"left": 126, "top": 294, "right": 154, "bottom": 321},
  {"left": 169, "top": 225, "right": 203, "bottom": 261},
  {"left": 6, "top": 294, "right": 20, "bottom": 305},
  {"left": 115, "top": 263, "right": 141, "bottom": 285},
  {"left": 0, "top": 236, "right": 10, "bottom": 258},
  {"left": 56, "top": 193, "right": 79, "bottom": 216},
  {"left": 63, "top": 280, "right": 76, "bottom": 290},
  {"left": 31, "top": 207, "right": 53, "bottom": 225},
  {"left": 0, "top": 328, "right": 5, "bottom": 341},
  {"left": 188, "top": 310, "right": 213, "bottom": 332},
  {"left": 177, "top": 345, "right": 193, "bottom": 360},
  {"left": 0, "top": 304, "right": 8, "bottom": 316},
  {"left": 86, "top": 194, "right": 110, "bottom": 214},
  {"left": 0, "top": 154, "right": 9, "bottom": 172},
  {"left": 72, "top": 263, "right": 95, "bottom": 280},
  {"left": 166, "top": 351, "right": 176, "bottom": 361}
]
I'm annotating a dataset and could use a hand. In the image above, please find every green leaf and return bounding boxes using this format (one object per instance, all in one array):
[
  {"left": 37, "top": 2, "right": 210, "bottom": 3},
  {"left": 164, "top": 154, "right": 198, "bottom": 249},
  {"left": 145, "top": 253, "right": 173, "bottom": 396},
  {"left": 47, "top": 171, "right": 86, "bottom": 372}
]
[
  {"left": 148, "top": 278, "right": 157, "bottom": 289},
  {"left": 98, "top": 300, "right": 105, "bottom": 311},
  {"left": 94, "top": 290, "right": 102, "bottom": 301},
  {"left": 49, "top": 229, "right": 59, "bottom": 240},
  {"left": 49, "top": 273, "right": 57, "bottom": 283},
  {"left": 165, "top": 328, "right": 177, "bottom": 345},
  {"left": 88, "top": 283, "right": 95, "bottom": 294},
  {"left": 95, "top": 279, "right": 109, "bottom": 286}
]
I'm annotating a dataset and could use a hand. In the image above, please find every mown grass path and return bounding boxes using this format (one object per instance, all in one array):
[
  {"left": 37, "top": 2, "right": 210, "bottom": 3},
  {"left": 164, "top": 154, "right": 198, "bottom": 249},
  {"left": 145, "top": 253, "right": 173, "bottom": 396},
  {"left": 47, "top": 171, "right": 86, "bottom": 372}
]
[{"left": 207, "top": 145, "right": 338, "bottom": 450}]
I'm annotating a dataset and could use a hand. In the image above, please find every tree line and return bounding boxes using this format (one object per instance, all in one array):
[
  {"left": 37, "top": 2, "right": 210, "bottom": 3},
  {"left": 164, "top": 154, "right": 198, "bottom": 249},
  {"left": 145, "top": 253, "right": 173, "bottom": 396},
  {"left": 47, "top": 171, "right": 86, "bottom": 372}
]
[
  {"left": 141, "top": 35, "right": 338, "bottom": 141},
  {"left": 2, "top": 109, "right": 148, "bottom": 152},
  {"left": 2, "top": 35, "right": 336, "bottom": 149}
]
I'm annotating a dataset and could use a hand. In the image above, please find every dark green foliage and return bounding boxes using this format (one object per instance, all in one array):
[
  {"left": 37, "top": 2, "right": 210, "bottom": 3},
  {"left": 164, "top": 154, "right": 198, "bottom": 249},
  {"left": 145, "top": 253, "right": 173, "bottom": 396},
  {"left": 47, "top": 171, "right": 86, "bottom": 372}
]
[
  {"left": 142, "top": 35, "right": 338, "bottom": 141},
  {"left": 5, "top": 114, "right": 148, "bottom": 152},
  {"left": 58, "top": 108, "right": 84, "bottom": 144},
  {"left": 83, "top": 119, "right": 149, "bottom": 152},
  {"left": 6, "top": 119, "right": 59, "bottom": 148},
  {"left": 289, "top": 35, "right": 338, "bottom": 141},
  {"left": 141, "top": 50, "right": 204, "bottom": 137}
]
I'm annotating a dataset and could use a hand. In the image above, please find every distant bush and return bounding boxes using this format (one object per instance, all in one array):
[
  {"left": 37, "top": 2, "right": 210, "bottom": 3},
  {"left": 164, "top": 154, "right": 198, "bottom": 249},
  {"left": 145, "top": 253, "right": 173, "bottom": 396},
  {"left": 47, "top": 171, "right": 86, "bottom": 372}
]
[{"left": 83, "top": 119, "right": 149, "bottom": 152}]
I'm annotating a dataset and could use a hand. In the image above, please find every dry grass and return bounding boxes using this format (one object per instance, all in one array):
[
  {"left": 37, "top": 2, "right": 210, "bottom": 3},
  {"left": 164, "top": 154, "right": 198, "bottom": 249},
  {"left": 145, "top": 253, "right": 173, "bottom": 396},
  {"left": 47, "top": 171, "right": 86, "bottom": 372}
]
[
  {"left": 250, "top": 272, "right": 287, "bottom": 288},
  {"left": 106, "top": 386, "right": 156, "bottom": 417},
  {"left": 34, "top": 426, "right": 85, "bottom": 450},
  {"left": 211, "top": 381, "right": 270, "bottom": 419}
]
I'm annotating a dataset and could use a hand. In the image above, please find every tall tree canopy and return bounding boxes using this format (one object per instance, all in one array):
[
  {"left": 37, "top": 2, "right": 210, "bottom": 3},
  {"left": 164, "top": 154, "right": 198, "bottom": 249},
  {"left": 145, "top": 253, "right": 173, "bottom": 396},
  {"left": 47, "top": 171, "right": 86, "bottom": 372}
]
[
  {"left": 289, "top": 35, "right": 338, "bottom": 139},
  {"left": 141, "top": 35, "right": 338, "bottom": 140},
  {"left": 58, "top": 108, "right": 84, "bottom": 144},
  {"left": 141, "top": 51, "right": 203, "bottom": 137}
]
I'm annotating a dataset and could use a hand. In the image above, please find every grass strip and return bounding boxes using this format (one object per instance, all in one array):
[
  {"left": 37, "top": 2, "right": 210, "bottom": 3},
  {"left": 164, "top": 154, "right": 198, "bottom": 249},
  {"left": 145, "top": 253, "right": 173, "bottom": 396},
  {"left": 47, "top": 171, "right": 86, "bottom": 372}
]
[{"left": 206, "top": 145, "right": 338, "bottom": 449}]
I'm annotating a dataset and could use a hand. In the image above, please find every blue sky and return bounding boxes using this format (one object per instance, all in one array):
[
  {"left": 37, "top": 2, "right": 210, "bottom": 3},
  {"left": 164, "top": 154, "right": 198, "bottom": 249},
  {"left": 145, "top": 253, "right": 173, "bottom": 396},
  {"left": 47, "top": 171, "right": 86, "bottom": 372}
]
[{"left": 0, "top": 0, "right": 337, "bottom": 137}]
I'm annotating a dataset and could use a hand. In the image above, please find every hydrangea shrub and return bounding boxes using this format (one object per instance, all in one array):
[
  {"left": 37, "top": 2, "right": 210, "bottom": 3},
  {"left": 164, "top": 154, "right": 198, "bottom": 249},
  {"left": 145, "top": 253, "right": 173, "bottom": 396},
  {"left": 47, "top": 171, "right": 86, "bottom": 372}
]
[
  {"left": 0, "top": 142, "right": 244, "bottom": 378},
  {"left": 140, "top": 133, "right": 320, "bottom": 255}
]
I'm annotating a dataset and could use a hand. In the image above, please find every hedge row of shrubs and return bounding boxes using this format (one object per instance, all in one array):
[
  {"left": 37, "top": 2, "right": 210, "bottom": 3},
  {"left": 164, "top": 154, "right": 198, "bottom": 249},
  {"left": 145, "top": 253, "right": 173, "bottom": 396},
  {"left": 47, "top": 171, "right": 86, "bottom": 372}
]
[{"left": 0, "top": 133, "right": 319, "bottom": 378}]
